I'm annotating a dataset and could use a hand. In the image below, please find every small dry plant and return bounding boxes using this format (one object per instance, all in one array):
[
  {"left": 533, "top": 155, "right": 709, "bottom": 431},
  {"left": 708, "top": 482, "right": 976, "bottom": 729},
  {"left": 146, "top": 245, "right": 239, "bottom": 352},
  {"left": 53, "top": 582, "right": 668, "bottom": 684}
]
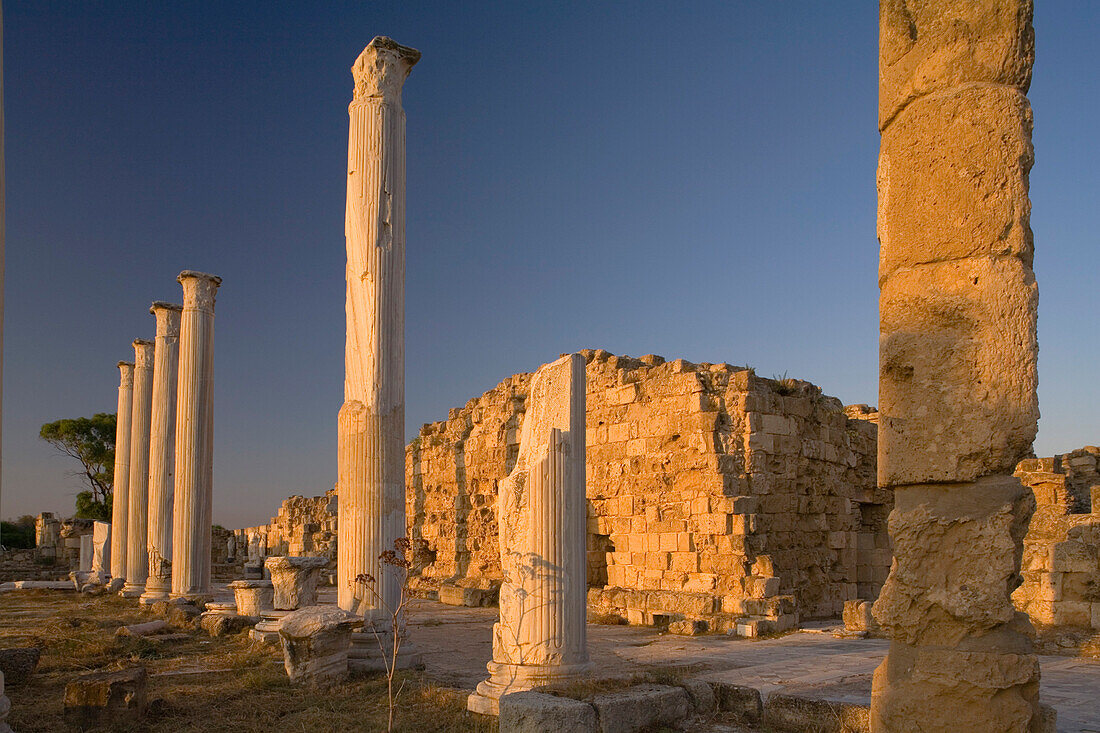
[{"left": 354, "top": 537, "right": 431, "bottom": 733}]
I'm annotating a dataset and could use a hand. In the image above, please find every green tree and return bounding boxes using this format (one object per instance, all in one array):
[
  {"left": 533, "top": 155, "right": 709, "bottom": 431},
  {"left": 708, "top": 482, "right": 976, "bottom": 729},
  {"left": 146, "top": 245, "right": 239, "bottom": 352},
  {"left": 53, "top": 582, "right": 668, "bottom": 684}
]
[
  {"left": 39, "top": 413, "right": 116, "bottom": 519},
  {"left": 0, "top": 515, "right": 36, "bottom": 549}
]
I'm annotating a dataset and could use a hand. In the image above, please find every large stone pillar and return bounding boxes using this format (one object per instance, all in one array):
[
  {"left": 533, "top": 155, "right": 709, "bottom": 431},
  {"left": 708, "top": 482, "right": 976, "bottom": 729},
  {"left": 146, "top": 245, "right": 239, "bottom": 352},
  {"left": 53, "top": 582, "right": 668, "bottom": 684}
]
[
  {"left": 336, "top": 37, "right": 420, "bottom": 670},
  {"left": 109, "top": 361, "right": 134, "bottom": 585},
  {"left": 871, "top": 3, "right": 1049, "bottom": 730},
  {"left": 141, "top": 303, "right": 182, "bottom": 605},
  {"left": 121, "top": 339, "right": 154, "bottom": 597},
  {"left": 171, "top": 271, "right": 220, "bottom": 600},
  {"left": 468, "top": 354, "right": 591, "bottom": 715}
]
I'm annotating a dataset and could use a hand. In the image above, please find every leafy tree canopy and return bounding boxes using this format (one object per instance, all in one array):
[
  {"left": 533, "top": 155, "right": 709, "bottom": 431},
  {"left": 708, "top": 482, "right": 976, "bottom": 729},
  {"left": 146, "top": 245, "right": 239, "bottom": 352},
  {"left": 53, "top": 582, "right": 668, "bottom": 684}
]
[{"left": 40, "top": 413, "right": 116, "bottom": 515}]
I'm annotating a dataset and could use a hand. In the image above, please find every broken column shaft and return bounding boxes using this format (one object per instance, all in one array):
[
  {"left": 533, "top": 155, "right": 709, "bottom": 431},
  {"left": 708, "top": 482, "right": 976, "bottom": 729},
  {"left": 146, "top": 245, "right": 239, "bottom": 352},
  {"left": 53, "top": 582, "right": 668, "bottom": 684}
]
[{"left": 871, "top": 2, "right": 1048, "bottom": 730}]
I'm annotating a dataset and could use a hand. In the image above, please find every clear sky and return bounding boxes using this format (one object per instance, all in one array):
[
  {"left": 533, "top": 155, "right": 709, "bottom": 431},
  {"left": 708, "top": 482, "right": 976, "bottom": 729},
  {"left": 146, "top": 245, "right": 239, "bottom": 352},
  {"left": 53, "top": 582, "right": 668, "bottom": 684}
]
[{"left": 3, "top": 2, "right": 1097, "bottom": 528}]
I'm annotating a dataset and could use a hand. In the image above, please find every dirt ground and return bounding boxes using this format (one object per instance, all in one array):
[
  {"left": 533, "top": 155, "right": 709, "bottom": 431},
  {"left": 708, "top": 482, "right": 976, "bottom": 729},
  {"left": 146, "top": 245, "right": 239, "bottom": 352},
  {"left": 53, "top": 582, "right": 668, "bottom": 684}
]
[{"left": 0, "top": 590, "right": 495, "bottom": 732}]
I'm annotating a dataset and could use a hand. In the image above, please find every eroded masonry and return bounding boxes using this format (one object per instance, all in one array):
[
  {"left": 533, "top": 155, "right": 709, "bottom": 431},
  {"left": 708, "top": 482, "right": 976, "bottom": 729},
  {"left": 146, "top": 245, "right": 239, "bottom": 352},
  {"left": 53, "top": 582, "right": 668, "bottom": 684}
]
[{"left": 410, "top": 349, "right": 887, "bottom": 633}]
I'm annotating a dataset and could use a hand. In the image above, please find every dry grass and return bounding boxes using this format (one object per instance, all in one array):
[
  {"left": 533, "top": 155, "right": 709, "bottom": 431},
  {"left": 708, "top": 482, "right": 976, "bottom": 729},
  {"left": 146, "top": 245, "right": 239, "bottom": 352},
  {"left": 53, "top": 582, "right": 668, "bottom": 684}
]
[{"left": 0, "top": 590, "right": 496, "bottom": 732}]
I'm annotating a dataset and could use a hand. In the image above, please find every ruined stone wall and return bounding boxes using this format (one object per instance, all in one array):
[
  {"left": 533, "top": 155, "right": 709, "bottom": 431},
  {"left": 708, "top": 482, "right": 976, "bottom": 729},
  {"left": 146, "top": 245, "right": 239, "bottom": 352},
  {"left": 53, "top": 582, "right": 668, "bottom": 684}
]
[
  {"left": 235, "top": 489, "right": 338, "bottom": 561},
  {"left": 406, "top": 350, "right": 885, "bottom": 628},
  {"left": 1014, "top": 447, "right": 1100, "bottom": 629}
]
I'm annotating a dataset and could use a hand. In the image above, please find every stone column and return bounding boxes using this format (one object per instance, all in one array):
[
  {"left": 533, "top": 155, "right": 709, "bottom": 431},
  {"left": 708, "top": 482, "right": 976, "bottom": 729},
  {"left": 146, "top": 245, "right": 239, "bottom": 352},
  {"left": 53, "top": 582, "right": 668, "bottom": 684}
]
[
  {"left": 121, "top": 340, "right": 154, "bottom": 597},
  {"left": 171, "top": 271, "right": 221, "bottom": 600},
  {"left": 336, "top": 37, "right": 420, "bottom": 669},
  {"left": 872, "top": 3, "right": 1049, "bottom": 731},
  {"left": 468, "top": 354, "right": 590, "bottom": 715},
  {"left": 140, "top": 303, "right": 182, "bottom": 605},
  {"left": 109, "top": 361, "right": 134, "bottom": 586}
]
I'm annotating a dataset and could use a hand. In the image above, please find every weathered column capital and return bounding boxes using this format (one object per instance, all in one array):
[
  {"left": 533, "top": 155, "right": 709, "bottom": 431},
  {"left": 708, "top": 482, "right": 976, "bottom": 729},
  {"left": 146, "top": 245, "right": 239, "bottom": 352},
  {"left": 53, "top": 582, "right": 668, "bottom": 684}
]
[
  {"left": 177, "top": 271, "right": 222, "bottom": 313},
  {"left": 118, "top": 361, "right": 135, "bottom": 386},
  {"left": 150, "top": 302, "right": 183, "bottom": 337},
  {"left": 132, "top": 339, "right": 154, "bottom": 369},
  {"left": 351, "top": 36, "right": 420, "bottom": 103}
]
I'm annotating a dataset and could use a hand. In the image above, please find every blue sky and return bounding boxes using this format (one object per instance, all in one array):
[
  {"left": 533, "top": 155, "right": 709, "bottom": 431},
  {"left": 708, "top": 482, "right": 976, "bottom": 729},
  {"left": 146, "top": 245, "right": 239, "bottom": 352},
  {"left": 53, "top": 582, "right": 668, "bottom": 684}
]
[{"left": 4, "top": 2, "right": 1097, "bottom": 527}]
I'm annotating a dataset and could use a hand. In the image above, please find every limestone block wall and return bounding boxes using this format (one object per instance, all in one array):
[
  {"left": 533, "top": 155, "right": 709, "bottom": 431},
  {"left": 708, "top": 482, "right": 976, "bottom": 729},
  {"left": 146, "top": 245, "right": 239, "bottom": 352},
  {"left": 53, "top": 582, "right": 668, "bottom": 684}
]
[
  {"left": 1014, "top": 447, "right": 1100, "bottom": 629},
  {"left": 406, "top": 349, "right": 885, "bottom": 625},
  {"left": 235, "top": 489, "right": 338, "bottom": 561}
]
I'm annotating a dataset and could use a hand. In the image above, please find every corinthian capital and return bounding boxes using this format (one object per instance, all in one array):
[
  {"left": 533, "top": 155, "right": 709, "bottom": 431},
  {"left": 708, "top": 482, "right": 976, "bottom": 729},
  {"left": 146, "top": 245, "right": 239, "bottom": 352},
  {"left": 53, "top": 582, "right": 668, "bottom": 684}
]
[
  {"left": 118, "top": 361, "right": 135, "bottom": 387},
  {"left": 351, "top": 36, "right": 420, "bottom": 103}
]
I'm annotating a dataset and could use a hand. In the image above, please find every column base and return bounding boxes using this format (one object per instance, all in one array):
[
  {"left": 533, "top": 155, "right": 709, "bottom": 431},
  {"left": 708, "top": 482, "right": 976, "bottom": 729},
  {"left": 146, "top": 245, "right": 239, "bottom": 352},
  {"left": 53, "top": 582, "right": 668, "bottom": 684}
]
[
  {"left": 347, "top": 629, "right": 422, "bottom": 674},
  {"left": 169, "top": 591, "right": 213, "bottom": 604},
  {"left": 467, "top": 659, "right": 594, "bottom": 716},
  {"left": 107, "top": 578, "right": 126, "bottom": 593},
  {"left": 250, "top": 609, "right": 292, "bottom": 645},
  {"left": 119, "top": 583, "right": 146, "bottom": 599},
  {"left": 138, "top": 588, "right": 171, "bottom": 607}
]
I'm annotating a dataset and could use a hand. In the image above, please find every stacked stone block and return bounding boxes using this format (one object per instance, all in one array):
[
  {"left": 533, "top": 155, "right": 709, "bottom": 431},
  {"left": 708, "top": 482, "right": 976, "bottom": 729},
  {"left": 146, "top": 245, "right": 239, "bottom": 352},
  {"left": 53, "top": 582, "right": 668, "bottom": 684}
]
[
  {"left": 871, "top": 2, "right": 1047, "bottom": 730},
  {"left": 406, "top": 349, "right": 884, "bottom": 629},
  {"left": 1014, "top": 447, "right": 1100, "bottom": 630},
  {"left": 235, "top": 490, "right": 338, "bottom": 563}
]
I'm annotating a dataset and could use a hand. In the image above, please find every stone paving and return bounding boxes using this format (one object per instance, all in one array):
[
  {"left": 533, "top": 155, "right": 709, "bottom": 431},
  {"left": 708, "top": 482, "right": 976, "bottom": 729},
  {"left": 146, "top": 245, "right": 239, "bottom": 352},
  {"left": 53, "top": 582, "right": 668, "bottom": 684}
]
[{"left": 402, "top": 600, "right": 1100, "bottom": 733}]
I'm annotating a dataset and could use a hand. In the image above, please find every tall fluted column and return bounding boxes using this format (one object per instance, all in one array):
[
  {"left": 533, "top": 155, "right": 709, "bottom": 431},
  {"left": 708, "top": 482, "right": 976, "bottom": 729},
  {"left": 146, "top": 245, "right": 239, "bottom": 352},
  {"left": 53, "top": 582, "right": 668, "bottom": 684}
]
[
  {"left": 871, "top": 2, "right": 1048, "bottom": 730},
  {"left": 121, "top": 339, "right": 155, "bottom": 597},
  {"left": 141, "top": 303, "right": 182, "bottom": 605},
  {"left": 468, "top": 354, "right": 590, "bottom": 715},
  {"left": 338, "top": 37, "right": 420, "bottom": 668},
  {"left": 109, "top": 361, "right": 134, "bottom": 584},
  {"left": 171, "top": 271, "right": 220, "bottom": 600}
]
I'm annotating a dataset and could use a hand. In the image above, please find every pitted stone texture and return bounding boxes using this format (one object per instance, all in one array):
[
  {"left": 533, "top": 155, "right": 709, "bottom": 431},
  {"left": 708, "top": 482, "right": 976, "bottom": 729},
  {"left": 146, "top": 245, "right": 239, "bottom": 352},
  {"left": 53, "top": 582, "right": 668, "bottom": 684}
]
[
  {"left": 266, "top": 556, "right": 327, "bottom": 610},
  {"left": 411, "top": 349, "right": 884, "bottom": 625},
  {"left": 873, "top": 478, "right": 1034, "bottom": 647},
  {"left": 498, "top": 691, "right": 597, "bottom": 732},
  {"left": 870, "top": 642, "right": 1042, "bottom": 732},
  {"left": 0, "top": 648, "right": 40, "bottom": 686},
  {"left": 879, "top": 257, "right": 1038, "bottom": 486},
  {"left": 229, "top": 579, "right": 274, "bottom": 617},
  {"left": 279, "top": 606, "right": 361, "bottom": 686},
  {"left": 63, "top": 667, "right": 147, "bottom": 729},
  {"left": 878, "top": 85, "right": 1034, "bottom": 284},
  {"left": 879, "top": 0, "right": 1034, "bottom": 128}
]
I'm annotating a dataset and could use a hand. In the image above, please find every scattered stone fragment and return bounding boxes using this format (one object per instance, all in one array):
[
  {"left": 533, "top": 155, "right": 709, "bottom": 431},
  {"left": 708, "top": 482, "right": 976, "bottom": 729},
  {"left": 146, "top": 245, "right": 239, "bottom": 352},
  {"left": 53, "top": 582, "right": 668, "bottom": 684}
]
[
  {"left": 228, "top": 579, "right": 273, "bottom": 617},
  {"left": 63, "top": 667, "right": 147, "bottom": 729},
  {"left": 265, "top": 556, "right": 327, "bottom": 610},
  {"left": 201, "top": 614, "right": 255, "bottom": 637},
  {"left": 278, "top": 606, "right": 361, "bottom": 686},
  {"left": 0, "top": 648, "right": 40, "bottom": 686},
  {"left": 115, "top": 620, "right": 169, "bottom": 638},
  {"left": 498, "top": 691, "right": 597, "bottom": 732},
  {"left": 165, "top": 603, "right": 202, "bottom": 630}
]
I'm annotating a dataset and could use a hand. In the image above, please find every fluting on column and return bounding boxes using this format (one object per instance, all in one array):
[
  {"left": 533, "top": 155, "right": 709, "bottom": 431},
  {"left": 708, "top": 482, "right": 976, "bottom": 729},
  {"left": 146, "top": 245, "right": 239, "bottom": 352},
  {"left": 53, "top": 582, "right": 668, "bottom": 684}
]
[
  {"left": 468, "top": 354, "right": 590, "bottom": 716},
  {"left": 121, "top": 340, "right": 155, "bottom": 597},
  {"left": 171, "top": 271, "right": 220, "bottom": 600},
  {"left": 141, "top": 303, "right": 182, "bottom": 605},
  {"left": 109, "top": 361, "right": 135, "bottom": 588},
  {"left": 870, "top": 2, "right": 1049, "bottom": 730},
  {"left": 337, "top": 36, "right": 420, "bottom": 673}
]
